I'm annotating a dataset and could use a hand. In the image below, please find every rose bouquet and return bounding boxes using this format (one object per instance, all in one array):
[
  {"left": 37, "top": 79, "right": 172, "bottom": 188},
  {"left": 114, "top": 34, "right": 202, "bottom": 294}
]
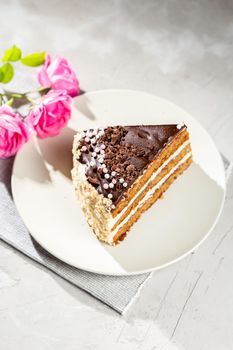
[{"left": 0, "top": 45, "right": 79, "bottom": 158}]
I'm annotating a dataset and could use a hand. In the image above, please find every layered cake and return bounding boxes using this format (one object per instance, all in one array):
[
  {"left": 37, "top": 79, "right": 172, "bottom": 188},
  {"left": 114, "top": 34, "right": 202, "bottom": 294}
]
[{"left": 72, "top": 124, "right": 192, "bottom": 245}]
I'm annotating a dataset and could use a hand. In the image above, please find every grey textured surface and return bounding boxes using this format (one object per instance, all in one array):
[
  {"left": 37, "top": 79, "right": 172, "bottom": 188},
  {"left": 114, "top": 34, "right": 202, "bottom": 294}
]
[{"left": 1, "top": 0, "right": 233, "bottom": 349}]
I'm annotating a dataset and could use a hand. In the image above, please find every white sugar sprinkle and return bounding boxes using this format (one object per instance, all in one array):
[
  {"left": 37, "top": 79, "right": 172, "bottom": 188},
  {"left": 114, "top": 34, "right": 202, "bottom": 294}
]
[
  {"left": 81, "top": 146, "right": 87, "bottom": 151},
  {"left": 92, "top": 129, "right": 98, "bottom": 135},
  {"left": 100, "top": 150, "right": 105, "bottom": 155},
  {"left": 103, "top": 183, "right": 109, "bottom": 189},
  {"left": 95, "top": 147, "right": 100, "bottom": 153},
  {"left": 177, "top": 123, "right": 184, "bottom": 130},
  {"left": 111, "top": 204, "right": 115, "bottom": 209},
  {"left": 84, "top": 137, "right": 90, "bottom": 143},
  {"left": 80, "top": 131, "right": 86, "bottom": 138},
  {"left": 103, "top": 167, "right": 108, "bottom": 173},
  {"left": 109, "top": 183, "right": 114, "bottom": 188},
  {"left": 123, "top": 182, "right": 128, "bottom": 187},
  {"left": 86, "top": 131, "right": 93, "bottom": 137},
  {"left": 104, "top": 173, "right": 110, "bottom": 179},
  {"left": 99, "top": 157, "right": 104, "bottom": 163},
  {"left": 119, "top": 178, "right": 124, "bottom": 184},
  {"left": 91, "top": 138, "right": 96, "bottom": 144},
  {"left": 112, "top": 178, "right": 117, "bottom": 184},
  {"left": 111, "top": 171, "right": 116, "bottom": 176},
  {"left": 90, "top": 160, "right": 95, "bottom": 166},
  {"left": 108, "top": 193, "right": 113, "bottom": 199},
  {"left": 100, "top": 144, "right": 106, "bottom": 150},
  {"left": 92, "top": 152, "right": 97, "bottom": 158}
]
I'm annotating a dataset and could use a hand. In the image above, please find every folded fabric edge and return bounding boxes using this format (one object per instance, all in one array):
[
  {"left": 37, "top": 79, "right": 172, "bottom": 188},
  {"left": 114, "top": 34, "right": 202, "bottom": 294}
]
[{"left": 122, "top": 272, "right": 153, "bottom": 315}]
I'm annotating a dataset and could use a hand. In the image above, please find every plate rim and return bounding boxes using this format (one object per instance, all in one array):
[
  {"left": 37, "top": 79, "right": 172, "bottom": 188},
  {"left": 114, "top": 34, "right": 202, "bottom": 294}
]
[{"left": 11, "top": 89, "right": 226, "bottom": 276}]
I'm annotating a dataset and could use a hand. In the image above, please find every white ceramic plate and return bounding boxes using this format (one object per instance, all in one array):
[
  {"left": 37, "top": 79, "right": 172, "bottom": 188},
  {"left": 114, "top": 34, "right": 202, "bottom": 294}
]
[{"left": 12, "top": 90, "right": 226, "bottom": 275}]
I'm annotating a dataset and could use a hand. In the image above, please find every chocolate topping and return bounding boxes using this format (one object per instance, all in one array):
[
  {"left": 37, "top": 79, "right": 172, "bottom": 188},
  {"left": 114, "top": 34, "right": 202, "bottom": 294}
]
[{"left": 77, "top": 125, "right": 185, "bottom": 206}]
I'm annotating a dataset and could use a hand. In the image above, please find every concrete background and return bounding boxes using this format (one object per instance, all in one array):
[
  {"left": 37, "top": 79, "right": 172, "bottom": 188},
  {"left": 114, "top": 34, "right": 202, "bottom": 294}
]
[{"left": 1, "top": 0, "right": 233, "bottom": 349}]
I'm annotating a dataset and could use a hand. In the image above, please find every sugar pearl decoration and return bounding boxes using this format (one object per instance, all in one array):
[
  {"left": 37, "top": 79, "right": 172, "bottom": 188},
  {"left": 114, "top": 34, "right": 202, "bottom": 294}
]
[
  {"left": 92, "top": 152, "right": 97, "bottom": 158},
  {"left": 103, "top": 167, "right": 108, "bottom": 173},
  {"left": 91, "top": 138, "right": 96, "bottom": 144},
  {"left": 100, "top": 150, "right": 105, "bottom": 155},
  {"left": 112, "top": 178, "right": 117, "bottom": 184},
  {"left": 92, "top": 129, "right": 98, "bottom": 135},
  {"left": 94, "top": 147, "right": 100, "bottom": 153},
  {"left": 99, "top": 157, "right": 104, "bottom": 163},
  {"left": 90, "top": 160, "right": 95, "bottom": 167},
  {"left": 80, "top": 131, "right": 86, "bottom": 138},
  {"left": 177, "top": 123, "right": 184, "bottom": 130},
  {"left": 111, "top": 171, "right": 116, "bottom": 176},
  {"left": 111, "top": 204, "right": 115, "bottom": 209},
  {"left": 103, "top": 183, "right": 109, "bottom": 189},
  {"left": 104, "top": 173, "right": 110, "bottom": 179},
  {"left": 123, "top": 182, "right": 128, "bottom": 187},
  {"left": 100, "top": 144, "right": 106, "bottom": 150},
  {"left": 108, "top": 193, "right": 113, "bottom": 199},
  {"left": 81, "top": 146, "right": 87, "bottom": 152},
  {"left": 119, "top": 178, "right": 124, "bottom": 184},
  {"left": 86, "top": 131, "right": 93, "bottom": 137},
  {"left": 109, "top": 183, "right": 114, "bottom": 189},
  {"left": 84, "top": 137, "right": 90, "bottom": 143}
]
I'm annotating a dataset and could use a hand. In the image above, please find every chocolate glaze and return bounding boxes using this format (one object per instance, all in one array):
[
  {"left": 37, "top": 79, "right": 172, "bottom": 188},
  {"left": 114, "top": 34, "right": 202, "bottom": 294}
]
[{"left": 77, "top": 125, "right": 185, "bottom": 206}]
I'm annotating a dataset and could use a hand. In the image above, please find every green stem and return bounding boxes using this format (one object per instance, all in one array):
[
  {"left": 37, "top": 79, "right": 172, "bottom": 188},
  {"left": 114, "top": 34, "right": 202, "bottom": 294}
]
[
  {"left": 1, "top": 92, "right": 24, "bottom": 99},
  {"left": 0, "top": 93, "right": 7, "bottom": 106},
  {"left": 33, "top": 86, "right": 50, "bottom": 94},
  {"left": 25, "top": 96, "right": 36, "bottom": 105},
  {"left": 0, "top": 86, "right": 50, "bottom": 101},
  {"left": 0, "top": 86, "right": 51, "bottom": 106}
]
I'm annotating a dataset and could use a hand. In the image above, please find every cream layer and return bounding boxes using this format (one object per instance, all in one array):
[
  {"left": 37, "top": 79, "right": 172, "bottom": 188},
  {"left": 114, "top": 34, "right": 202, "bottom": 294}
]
[
  {"left": 109, "top": 140, "right": 190, "bottom": 229},
  {"left": 107, "top": 151, "right": 192, "bottom": 243}
]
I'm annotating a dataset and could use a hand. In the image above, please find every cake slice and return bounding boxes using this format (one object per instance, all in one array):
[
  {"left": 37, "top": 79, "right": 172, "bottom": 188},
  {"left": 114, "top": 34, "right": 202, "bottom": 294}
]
[{"left": 72, "top": 124, "right": 192, "bottom": 245}]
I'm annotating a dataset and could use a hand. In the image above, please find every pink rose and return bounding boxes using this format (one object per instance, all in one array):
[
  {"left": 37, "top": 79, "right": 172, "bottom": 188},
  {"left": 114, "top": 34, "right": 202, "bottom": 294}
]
[
  {"left": 27, "top": 90, "right": 72, "bottom": 138},
  {"left": 38, "top": 55, "right": 79, "bottom": 97},
  {"left": 0, "top": 105, "right": 29, "bottom": 158}
]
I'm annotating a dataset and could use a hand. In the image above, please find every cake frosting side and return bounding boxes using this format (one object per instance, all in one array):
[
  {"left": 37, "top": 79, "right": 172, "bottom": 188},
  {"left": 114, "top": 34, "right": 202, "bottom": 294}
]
[{"left": 72, "top": 132, "right": 114, "bottom": 244}]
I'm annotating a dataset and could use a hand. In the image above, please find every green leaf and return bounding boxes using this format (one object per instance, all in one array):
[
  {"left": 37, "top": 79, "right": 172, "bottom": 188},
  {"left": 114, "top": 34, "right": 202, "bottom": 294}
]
[
  {"left": 21, "top": 52, "right": 45, "bottom": 67},
  {"left": 0, "top": 63, "right": 14, "bottom": 83},
  {"left": 6, "top": 97, "right": 14, "bottom": 106},
  {"left": 0, "top": 68, "right": 3, "bottom": 82},
  {"left": 2, "top": 45, "right": 22, "bottom": 62}
]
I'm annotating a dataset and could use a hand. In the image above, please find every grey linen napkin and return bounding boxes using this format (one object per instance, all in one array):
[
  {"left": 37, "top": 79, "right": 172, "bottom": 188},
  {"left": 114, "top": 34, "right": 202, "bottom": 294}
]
[{"left": 0, "top": 156, "right": 232, "bottom": 314}]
